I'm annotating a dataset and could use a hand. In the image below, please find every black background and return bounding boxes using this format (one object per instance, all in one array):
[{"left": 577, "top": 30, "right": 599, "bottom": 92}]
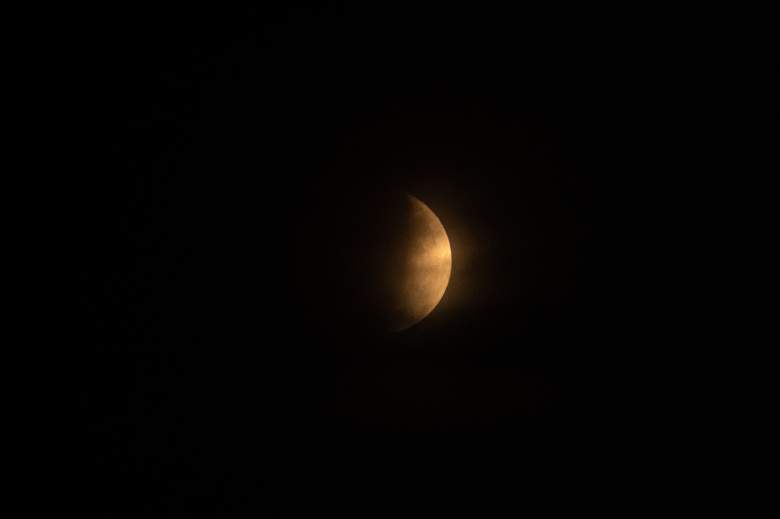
[{"left": 78, "top": 4, "right": 694, "bottom": 516}]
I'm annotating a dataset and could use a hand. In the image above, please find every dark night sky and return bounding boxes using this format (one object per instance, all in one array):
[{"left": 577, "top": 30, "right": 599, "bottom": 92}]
[{"left": 77, "top": 4, "right": 699, "bottom": 516}]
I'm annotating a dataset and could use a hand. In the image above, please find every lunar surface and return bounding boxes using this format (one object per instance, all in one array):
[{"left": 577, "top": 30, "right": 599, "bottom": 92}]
[
  {"left": 392, "top": 195, "right": 451, "bottom": 331},
  {"left": 294, "top": 189, "right": 452, "bottom": 335}
]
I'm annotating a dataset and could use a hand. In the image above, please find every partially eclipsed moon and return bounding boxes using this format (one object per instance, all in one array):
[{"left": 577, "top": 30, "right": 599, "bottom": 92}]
[{"left": 393, "top": 195, "right": 452, "bottom": 331}]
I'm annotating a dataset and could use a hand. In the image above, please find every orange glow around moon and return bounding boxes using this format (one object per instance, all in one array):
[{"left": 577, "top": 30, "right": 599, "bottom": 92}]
[{"left": 394, "top": 195, "right": 452, "bottom": 331}]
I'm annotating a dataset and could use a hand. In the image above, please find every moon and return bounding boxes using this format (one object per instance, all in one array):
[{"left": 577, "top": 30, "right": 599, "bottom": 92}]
[
  {"left": 391, "top": 195, "right": 452, "bottom": 331},
  {"left": 292, "top": 189, "right": 452, "bottom": 335}
]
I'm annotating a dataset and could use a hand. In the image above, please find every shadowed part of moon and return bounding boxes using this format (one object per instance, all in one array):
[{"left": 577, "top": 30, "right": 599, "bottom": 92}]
[{"left": 391, "top": 195, "right": 452, "bottom": 331}]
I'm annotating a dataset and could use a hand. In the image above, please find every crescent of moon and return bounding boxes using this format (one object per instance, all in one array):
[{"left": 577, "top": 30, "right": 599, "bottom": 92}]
[{"left": 395, "top": 195, "right": 452, "bottom": 331}]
